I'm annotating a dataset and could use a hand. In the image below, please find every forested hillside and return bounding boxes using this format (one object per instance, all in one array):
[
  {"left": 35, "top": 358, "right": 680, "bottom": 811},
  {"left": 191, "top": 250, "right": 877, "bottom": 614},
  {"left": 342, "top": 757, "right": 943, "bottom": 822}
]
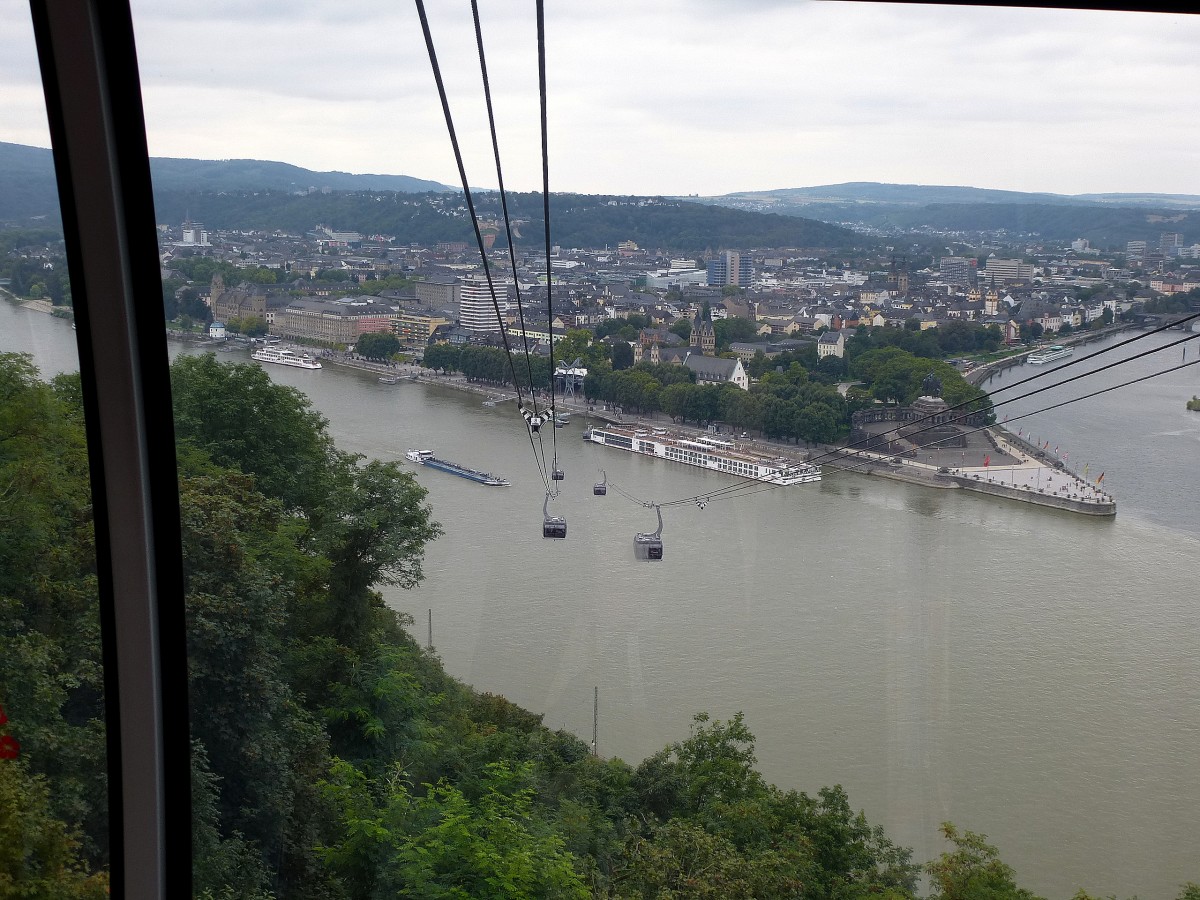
[
  {"left": 2, "top": 350, "right": 1194, "bottom": 899},
  {"left": 149, "top": 190, "right": 858, "bottom": 252}
]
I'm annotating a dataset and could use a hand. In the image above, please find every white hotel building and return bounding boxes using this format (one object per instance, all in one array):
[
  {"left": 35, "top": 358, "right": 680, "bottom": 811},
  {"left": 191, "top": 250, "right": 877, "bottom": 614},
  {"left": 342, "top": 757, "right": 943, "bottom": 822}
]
[{"left": 458, "top": 276, "right": 510, "bottom": 332}]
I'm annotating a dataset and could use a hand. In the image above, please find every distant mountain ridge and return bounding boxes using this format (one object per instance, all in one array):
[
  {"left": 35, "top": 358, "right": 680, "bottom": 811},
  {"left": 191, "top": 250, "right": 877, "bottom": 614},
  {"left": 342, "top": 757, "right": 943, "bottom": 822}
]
[
  {"left": 702, "top": 181, "right": 1200, "bottom": 210},
  {"left": 148, "top": 155, "right": 456, "bottom": 195},
  {"left": 686, "top": 182, "right": 1200, "bottom": 246},
  {"left": 0, "top": 141, "right": 456, "bottom": 222},
  {"left": 4, "top": 141, "right": 1196, "bottom": 249}
]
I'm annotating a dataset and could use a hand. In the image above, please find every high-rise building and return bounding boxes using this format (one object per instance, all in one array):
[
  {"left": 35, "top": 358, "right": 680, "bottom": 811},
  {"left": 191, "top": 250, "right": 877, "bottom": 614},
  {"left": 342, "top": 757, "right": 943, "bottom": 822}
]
[
  {"left": 181, "top": 220, "right": 210, "bottom": 246},
  {"left": 458, "top": 276, "right": 508, "bottom": 332},
  {"left": 1160, "top": 232, "right": 1183, "bottom": 256},
  {"left": 981, "top": 258, "right": 1033, "bottom": 282},
  {"left": 706, "top": 251, "right": 752, "bottom": 288},
  {"left": 939, "top": 256, "right": 974, "bottom": 287}
]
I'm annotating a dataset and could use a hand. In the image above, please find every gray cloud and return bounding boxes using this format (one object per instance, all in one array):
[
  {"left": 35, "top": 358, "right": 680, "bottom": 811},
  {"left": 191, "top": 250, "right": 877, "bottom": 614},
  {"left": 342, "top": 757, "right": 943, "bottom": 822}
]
[{"left": 2, "top": 0, "right": 1198, "bottom": 197}]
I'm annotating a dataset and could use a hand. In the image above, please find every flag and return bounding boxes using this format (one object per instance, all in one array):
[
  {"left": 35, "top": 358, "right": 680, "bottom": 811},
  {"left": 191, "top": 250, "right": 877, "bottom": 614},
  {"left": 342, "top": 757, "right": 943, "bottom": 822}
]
[
  {"left": 1063, "top": 451, "right": 1069, "bottom": 461},
  {"left": 983, "top": 455, "right": 991, "bottom": 467},
  {"left": 1043, "top": 440, "right": 1050, "bottom": 450},
  {"left": 1096, "top": 472, "right": 1105, "bottom": 484},
  {"left": 1054, "top": 445, "right": 1059, "bottom": 456},
  {"left": 1084, "top": 463, "right": 1090, "bottom": 476}
]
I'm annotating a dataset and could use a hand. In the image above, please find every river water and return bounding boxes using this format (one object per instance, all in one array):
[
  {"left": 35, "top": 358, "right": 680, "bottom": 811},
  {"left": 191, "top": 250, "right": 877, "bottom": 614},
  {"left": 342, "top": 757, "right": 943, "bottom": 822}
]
[{"left": 5, "top": 300, "right": 1198, "bottom": 899}]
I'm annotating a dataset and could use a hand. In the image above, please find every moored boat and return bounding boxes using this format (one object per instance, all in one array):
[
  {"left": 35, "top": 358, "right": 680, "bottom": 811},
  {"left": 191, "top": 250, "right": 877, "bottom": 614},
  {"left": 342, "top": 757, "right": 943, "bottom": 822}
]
[
  {"left": 252, "top": 346, "right": 322, "bottom": 369},
  {"left": 1027, "top": 345, "right": 1072, "bottom": 365},
  {"left": 584, "top": 425, "right": 820, "bottom": 485}
]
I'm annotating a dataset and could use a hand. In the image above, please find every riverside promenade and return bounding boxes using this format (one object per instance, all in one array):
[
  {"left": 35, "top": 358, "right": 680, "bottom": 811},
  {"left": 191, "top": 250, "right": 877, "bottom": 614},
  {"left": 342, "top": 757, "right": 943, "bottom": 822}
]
[{"left": 309, "top": 357, "right": 1117, "bottom": 517}]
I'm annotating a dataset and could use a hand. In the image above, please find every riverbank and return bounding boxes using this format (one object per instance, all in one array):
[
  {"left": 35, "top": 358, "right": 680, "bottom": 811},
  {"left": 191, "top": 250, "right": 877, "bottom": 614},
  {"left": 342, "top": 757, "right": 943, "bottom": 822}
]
[
  {"left": 963, "top": 325, "right": 1132, "bottom": 386},
  {"left": 399, "top": 370, "right": 1120, "bottom": 516},
  {"left": 185, "top": 345, "right": 1119, "bottom": 518}
]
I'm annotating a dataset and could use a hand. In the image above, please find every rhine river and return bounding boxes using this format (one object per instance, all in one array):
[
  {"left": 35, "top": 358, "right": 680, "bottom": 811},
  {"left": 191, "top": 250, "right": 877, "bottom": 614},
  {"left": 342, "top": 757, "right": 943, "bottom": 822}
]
[{"left": 5, "top": 299, "right": 1199, "bottom": 899}]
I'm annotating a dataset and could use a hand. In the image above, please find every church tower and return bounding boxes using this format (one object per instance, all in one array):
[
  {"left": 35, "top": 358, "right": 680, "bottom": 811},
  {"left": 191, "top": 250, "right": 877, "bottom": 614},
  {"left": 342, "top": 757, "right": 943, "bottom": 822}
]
[
  {"left": 984, "top": 275, "right": 1000, "bottom": 317},
  {"left": 690, "top": 314, "right": 715, "bottom": 355}
]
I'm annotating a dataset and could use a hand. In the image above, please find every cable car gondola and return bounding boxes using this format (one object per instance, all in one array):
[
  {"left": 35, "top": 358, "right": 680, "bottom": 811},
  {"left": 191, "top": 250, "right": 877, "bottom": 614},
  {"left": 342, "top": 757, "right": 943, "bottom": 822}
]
[
  {"left": 634, "top": 504, "right": 664, "bottom": 561},
  {"left": 542, "top": 493, "right": 566, "bottom": 539},
  {"left": 552, "top": 467, "right": 565, "bottom": 481},
  {"left": 593, "top": 470, "right": 607, "bottom": 496}
]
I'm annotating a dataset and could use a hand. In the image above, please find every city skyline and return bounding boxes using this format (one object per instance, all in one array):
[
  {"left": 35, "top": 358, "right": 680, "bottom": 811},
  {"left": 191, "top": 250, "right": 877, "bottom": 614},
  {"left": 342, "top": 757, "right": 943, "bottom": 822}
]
[{"left": 4, "top": 2, "right": 1199, "bottom": 198}]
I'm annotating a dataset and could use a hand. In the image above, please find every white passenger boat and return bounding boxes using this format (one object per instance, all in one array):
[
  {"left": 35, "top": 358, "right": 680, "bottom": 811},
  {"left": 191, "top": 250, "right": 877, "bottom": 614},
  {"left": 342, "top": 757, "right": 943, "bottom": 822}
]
[
  {"left": 584, "top": 425, "right": 820, "bottom": 485},
  {"left": 251, "top": 346, "right": 322, "bottom": 369},
  {"left": 1027, "top": 345, "right": 1072, "bottom": 365}
]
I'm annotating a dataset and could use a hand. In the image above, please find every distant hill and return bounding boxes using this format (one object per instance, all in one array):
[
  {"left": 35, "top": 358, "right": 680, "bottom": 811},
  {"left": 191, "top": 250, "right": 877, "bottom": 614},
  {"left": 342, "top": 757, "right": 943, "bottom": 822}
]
[
  {"left": 721, "top": 182, "right": 1070, "bottom": 207},
  {"left": 0, "top": 142, "right": 853, "bottom": 251},
  {"left": 689, "top": 182, "right": 1200, "bottom": 247},
  {"left": 704, "top": 182, "right": 1200, "bottom": 210},
  {"left": 0, "top": 142, "right": 62, "bottom": 222},
  {"left": 151, "top": 190, "right": 859, "bottom": 253},
  {"left": 148, "top": 156, "right": 456, "bottom": 195},
  {"left": 0, "top": 141, "right": 456, "bottom": 224}
]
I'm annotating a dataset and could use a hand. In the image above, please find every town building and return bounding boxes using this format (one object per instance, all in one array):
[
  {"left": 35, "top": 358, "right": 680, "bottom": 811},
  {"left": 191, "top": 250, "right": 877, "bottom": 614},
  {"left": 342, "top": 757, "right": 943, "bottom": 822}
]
[
  {"left": 706, "top": 251, "right": 752, "bottom": 289},
  {"left": 414, "top": 275, "right": 461, "bottom": 308},
  {"left": 981, "top": 258, "right": 1034, "bottom": 282},
  {"left": 684, "top": 352, "right": 749, "bottom": 390},
  {"left": 394, "top": 310, "right": 450, "bottom": 347},
  {"left": 458, "top": 276, "right": 508, "bottom": 332},
  {"left": 690, "top": 317, "right": 716, "bottom": 355},
  {"left": 817, "top": 330, "right": 846, "bottom": 359},
  {"left": 274, "top": 298, "right": 394, "bottom": 346}
]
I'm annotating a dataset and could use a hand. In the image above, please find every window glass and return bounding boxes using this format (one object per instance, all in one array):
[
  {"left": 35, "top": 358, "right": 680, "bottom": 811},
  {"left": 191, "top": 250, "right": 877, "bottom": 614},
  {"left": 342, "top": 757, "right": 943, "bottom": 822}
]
[{"left": 32, "top": 1, "right": 1192, "bottom": 896}]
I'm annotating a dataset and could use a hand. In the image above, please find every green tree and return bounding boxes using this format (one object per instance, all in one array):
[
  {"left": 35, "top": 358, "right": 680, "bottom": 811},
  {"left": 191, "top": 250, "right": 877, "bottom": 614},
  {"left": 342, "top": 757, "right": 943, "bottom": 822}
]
[
  {"left": 355, "top": 331, "right": 401, "bottom": 361},
  {"left": 927, "top": 823, "right": 1045, "bottom": 900},
  {"left": 669, "top": 318, "right": 693, "bottom": 342},
  {"left": 713, "top": 317, "right": 761, "bottom": 351},
  {"left": 660, "top": 382, "right": 692, "bottom": 423},
  {"left": 171, "top": 354, "right": 339, "bottom": 513},
  {"left": 0, "top": 358, "right": 107, "bottom": 861},
  {"left": 615, "top": 819, "right": 807, "bottom": 900},
  {"left": 610, "top": 340, "right": 634, "bottom": 371},
  {"left": 0, "top": 760, "right": 108, "bottom": 899},
  {"left": 321, "top": 759, "right": 588, "bottom": 898}
]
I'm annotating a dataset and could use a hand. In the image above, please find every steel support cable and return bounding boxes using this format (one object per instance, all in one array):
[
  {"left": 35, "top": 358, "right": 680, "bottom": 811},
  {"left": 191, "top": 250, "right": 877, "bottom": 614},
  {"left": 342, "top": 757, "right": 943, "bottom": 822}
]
[
  {"left": 668, "top": 355, "right": 1200, "bottom": 508},
  {"left": 984, "top": 312, "right": 1200, "bottom": 399},
  {"left": 469, "top": 0, "right": 540, "bottom": 412},
  {"left": 415, "top": 0, "right": 550, "bottom": 491},
  {"left": 648, "top": 326, "right": 1200, "bottom": 510},
  {"left": 608, "top": 478, "right": 652, "bottom": 508},
  {"left": 536, "top": 0, "right": 560, "bottom": 484},
  {"left": 468, "top": 0, "right": 552, "bottom": 486}
]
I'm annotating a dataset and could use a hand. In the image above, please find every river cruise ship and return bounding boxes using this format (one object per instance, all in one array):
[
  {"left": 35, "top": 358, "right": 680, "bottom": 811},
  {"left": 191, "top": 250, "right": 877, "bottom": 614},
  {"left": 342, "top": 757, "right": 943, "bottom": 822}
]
[
  {"left": 251, "top": 346, "right": 322, "bottom": 369},
  {"left": 584, "top": 425, "right": 820, "bottom": 485},
  {"left": 1027, "top": 345, "right": 1072, "bottom": 365}
]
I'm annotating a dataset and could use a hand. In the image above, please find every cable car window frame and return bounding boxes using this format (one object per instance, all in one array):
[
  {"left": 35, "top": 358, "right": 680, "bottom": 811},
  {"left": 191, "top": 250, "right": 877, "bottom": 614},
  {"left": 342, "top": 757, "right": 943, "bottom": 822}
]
[{"left": 29, "top": 0, "right": 193, "bottom": 895}]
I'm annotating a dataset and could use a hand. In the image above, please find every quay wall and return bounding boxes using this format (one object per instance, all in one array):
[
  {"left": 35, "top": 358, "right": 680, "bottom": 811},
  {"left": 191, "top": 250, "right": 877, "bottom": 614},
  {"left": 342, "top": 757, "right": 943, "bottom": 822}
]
[{"left": 951, "top": 474, "right": 1116, "bottom": 516}]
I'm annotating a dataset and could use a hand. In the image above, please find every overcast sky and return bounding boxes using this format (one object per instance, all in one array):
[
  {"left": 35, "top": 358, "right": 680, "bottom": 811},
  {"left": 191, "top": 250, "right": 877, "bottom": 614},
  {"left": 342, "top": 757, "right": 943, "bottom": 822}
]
[{"left": 5, "top": 2, "right": 1198, "bottom": 197}]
